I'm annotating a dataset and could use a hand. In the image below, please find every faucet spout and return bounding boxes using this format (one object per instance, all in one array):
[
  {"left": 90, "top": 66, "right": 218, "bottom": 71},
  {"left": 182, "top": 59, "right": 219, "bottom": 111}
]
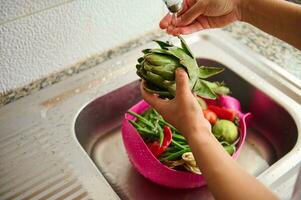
[{"left": 162, "top": 0, "right": 183, "bottom": 13}]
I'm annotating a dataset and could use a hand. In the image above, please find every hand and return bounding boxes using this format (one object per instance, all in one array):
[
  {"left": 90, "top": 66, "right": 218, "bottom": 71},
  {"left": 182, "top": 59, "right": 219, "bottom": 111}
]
[
  {"left": 160, "top": 0, "right": 242, "bottom": 35},
  {"left": 141, "top": 68, "right": 211, "bottom": 138}
]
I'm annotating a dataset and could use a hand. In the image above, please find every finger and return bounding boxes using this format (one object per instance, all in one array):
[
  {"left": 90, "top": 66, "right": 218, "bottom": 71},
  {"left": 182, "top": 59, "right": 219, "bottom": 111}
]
[
  {"left": 140, "top": 82, "right": 167, "bottom": 111},
  {"left": 171, "top": 22, "right": 204, "bottom": 35},
  {"left": 177, "top": 0, "right": 196, "bottom": 16},
  {"left": 169, "top": 27, "right": 179, "bottom": 36},
  {"left": 175, "top": 68, "right": 191, "bottom": 99},
  {"left": 176, "top": 0, "right": 206, "bottom": 26},
  {"left": 205, "top": 13, "right": 238, "bottom": 28},
  {"left": 167, "top": 25, "right": 173, "bottom": 35},
  {"left": 159, "top": 13, "right": 172, "bottom": 29}
]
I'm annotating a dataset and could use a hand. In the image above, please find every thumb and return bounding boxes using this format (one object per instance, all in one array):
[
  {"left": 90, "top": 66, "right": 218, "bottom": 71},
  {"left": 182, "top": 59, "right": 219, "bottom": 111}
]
[
  {"left": 176, "top": 0, "right": 206, "bottom": 26},
  {"left": 175, "top": 68, "right": 191, "bottom": 99},
  {"left": 140, "top": 81, "right": 166, "bottom": 112}
]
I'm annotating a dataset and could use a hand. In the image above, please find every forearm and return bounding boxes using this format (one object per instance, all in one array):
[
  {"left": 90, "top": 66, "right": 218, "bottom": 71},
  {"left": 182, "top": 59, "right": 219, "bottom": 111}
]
[
  {"left": 240, "top": 0, "right": 301, "bottom": 50},
  {"left": 185, "top": 127, "right": 278, "bottom": 200}
]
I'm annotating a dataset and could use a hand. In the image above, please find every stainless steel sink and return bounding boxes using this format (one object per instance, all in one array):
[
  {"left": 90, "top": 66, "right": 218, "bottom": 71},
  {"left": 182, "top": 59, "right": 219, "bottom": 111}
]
[
  {"left": 2, "top": 30, "right": 300, "bottom": 200},
  {"left": 75, "top": 52, "right": 301, "bottom": 199}
]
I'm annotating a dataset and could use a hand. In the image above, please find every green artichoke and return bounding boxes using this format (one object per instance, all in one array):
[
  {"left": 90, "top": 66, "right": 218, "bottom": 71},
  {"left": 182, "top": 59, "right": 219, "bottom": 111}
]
[{"left": 136, "top": 36, "right": 230, "bottom": 99}]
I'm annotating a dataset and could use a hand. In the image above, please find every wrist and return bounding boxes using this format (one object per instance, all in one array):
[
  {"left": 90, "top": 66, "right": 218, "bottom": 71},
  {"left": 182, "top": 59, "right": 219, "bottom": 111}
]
[{"left": 184, "top": 124, "right": 214, "bottom": 144}]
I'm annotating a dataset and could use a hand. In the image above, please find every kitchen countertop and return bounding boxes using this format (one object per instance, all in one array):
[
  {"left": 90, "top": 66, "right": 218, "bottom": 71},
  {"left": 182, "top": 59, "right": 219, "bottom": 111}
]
[
  {"left": 225, "top": 23, "right": 301, "bottom": 79},
  {"left": 0, "top": 22, "right": 300, "bottom": 107}
]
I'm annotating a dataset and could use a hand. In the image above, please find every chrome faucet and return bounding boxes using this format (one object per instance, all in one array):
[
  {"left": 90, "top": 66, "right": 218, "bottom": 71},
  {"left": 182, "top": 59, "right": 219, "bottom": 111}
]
[{"left": 162, "top": 0, "right": 183, "bottom": 13}]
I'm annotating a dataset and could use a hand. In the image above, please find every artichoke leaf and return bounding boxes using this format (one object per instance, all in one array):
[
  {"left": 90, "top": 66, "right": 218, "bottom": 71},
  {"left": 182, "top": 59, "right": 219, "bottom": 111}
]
[
  {"left": 167, "top": 46, "right": 192, "bottom": 60},
  {"left": 143, "top": 87, "right": 173, "bottom": 99},
  {"left": 198, "top": 66, "right": 225, "bottom": 79},
  {"left": 151, "top": 65, "right": 175, "bottom": 81},
  {"left": 179, "top": 57, "right": 199, "bottom": 80},
  {"left": 213, "top": 85, "right": 230, "bottom": 96},
  {"left": 143, "top": 62, "right": 153, "bottom": 71},
  {"left": 136, "top": 70, "right": 143, "bottom": 78},
  {"left": 136, "top": 64, "right": 142, "bottom": 70},
  {"left": 150, "top": 47, "right": 198, "bottom": 81},
  {"left": 154, "top": 40, "right": 173, "bottom": 50},
  {"left": 138, "top": 57, "right": 144, "bottom": 63},
  {"left": 145, "top": 53, "right": 177, "bottom": 66},
  {"left": 146, "top": 71, "right": 166, "bottom": 85},
  {"left": 163, "top": 80, "right": 175, "bottom": 86},
  {"left": 178, "top": 36, "right": 194, "bottom": 59},
  {"left": 201, "top": 80, "right": 230, "bottom": 96},
  {"left": 193, "top": 79, "right": 217, "bottom": 99},
  {"left": 142, "top": 49, "right": 151, "bottom": 54},
  {"left": 148, "top": 48, "right": 174, "bottom": 56}
]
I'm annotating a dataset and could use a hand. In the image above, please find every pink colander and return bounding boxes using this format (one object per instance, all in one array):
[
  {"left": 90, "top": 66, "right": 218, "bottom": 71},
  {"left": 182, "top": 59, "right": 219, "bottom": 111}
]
[{"left": 121, "top": 96, "right": 251, "bottom": 189}]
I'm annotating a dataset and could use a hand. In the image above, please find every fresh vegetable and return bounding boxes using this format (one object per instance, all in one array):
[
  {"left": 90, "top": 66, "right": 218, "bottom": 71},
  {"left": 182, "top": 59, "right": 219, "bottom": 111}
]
[
  {"left": 162, "top": 126, "right": 173, "bottom": 147},
  {"left": 223, "top": 145, "right": 236, "bottom": 155},
  {"left": 218, "top": 95, "right": 241, "bottom": 111},
  {"left": 147, "top": 126, "right": 173, "bottom": 157},
  {"left": 197, "top": 96, "right": 207, "bottom": 109},
  {"left": 203, "top": 109, "right": 217, "bottom": 124},
  {"left": 136, "top": 36, "right": 229, "bottom": 99},
  {"left": 207, "top": 105, "right": 238, "bottom": 122},
  {"left": 212, "top": 120, "right": 239, "bottom": 144},
  {"left": 127, "top": 109, "right": 191, "bottom": 159},
  {"left": 127, "top": 105, "right": 241, "bottom": 174},
  {"left": 148, "top": 141, "right": 164, "bottom": 157},
  {"left": 182, "top": 152, "right": 201, "bottom": 174},
  {"left": 220, "top": 141, "right": 236, "bottom": 155}
]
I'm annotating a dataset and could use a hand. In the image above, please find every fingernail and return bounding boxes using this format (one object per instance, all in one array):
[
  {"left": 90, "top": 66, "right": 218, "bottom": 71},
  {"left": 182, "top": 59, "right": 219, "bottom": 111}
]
[
  {"left": 177, "top": 67, "right": 184, "bottom": 73},
  {"left": 176, "top": 68, "right": 185, "bottom": 74}
]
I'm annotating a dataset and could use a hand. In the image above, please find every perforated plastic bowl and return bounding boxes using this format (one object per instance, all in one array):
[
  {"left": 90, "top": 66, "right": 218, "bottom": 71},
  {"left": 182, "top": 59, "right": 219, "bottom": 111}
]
[{"left": 121, "top": 96, "right": 250, "bottom": 188}]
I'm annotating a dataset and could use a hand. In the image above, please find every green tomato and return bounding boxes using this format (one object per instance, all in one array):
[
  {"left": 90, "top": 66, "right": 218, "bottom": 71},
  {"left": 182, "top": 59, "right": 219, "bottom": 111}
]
[
  {"left": 223, "top": 145, "right": 236, "bottom": 155},
  {"left": 212, "top": 120, "right": 238, "bottom": 144}
]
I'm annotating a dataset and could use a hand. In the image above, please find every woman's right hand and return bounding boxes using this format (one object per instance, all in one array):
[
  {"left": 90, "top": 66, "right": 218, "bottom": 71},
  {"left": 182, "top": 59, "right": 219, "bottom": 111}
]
[
  {"left": 160, "top": 0, "right": 242, "bottom": 35},
  {"left": 141, "top": 68, "right": 212, "bottom": 139}
]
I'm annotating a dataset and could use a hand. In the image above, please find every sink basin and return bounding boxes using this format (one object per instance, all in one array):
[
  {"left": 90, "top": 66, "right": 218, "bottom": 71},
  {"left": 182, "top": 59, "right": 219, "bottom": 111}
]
[{"left": 74, "top": 57, "right": 298, "bottom": 199}]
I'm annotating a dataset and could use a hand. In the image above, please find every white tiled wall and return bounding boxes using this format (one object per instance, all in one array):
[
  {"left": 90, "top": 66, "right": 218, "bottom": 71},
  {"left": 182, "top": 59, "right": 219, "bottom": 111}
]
[{"left": 0, "top": 0, "right": 166, "bottom": 93}]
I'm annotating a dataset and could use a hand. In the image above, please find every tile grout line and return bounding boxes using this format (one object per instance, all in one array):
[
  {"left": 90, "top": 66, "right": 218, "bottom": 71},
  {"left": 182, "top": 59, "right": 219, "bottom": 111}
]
[{"left": 0, "top": 0, "right": 76, "bottom": 26}]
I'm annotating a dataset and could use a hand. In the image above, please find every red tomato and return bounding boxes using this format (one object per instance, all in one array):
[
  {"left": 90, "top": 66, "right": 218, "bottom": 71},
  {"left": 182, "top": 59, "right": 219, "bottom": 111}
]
[{"left": 203, "top": 109, "right": 217, "bottom": 124}]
